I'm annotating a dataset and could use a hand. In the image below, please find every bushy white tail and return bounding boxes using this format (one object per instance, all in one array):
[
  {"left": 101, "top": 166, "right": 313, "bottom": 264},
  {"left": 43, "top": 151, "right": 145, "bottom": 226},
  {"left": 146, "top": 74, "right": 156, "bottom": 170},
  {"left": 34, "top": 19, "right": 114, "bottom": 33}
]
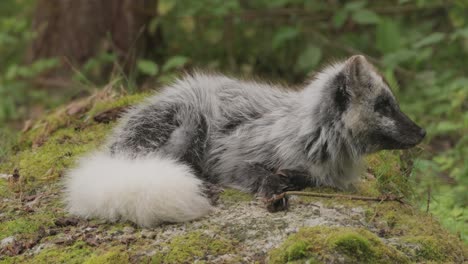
[{"left": 64, "top": 152, "right": 212, "bottom": 227}]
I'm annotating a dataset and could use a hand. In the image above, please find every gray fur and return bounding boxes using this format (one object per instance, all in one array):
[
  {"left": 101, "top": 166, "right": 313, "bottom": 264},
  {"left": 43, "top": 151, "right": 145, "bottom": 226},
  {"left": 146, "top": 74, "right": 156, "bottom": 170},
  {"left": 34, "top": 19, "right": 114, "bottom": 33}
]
[{"left": 107, "top": 55, "right": 425, "bottom": 195}]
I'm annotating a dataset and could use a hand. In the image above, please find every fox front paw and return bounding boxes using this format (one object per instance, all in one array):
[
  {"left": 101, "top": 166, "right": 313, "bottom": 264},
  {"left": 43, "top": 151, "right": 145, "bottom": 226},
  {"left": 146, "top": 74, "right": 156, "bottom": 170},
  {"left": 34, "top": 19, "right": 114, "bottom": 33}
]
[{"left": 265, "top": 193, "right": 289, "bottom": 212}]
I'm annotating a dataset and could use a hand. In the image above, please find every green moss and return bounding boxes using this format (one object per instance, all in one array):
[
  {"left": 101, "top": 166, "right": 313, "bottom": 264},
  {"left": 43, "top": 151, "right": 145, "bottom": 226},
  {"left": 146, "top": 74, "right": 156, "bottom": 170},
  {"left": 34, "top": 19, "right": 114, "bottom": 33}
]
[
  {"left": 404, "top": 235, "right": 467, "bottom": 262},
  {"left": 34, "top": 243, "right": 92, "bottom": 264},
  {"left": 86, "top": 92, "right": 149, "bottom": 118},
  {"left": 220, "top": 188, "right": 253, "bottom": 203},
  {"left": 1, "top": 243, "right": 131, "bottom": 264},
  {"left": 0, "top": 123, "right": 110, "bottom": 194},
  {"left": 84, "top": 248, "right": 129, "bottom": 264},
  {"left": 0, "top": 91, "right": 147, "bottom": 196},
  {"left": 0, "top": 179, "right": 8, "bottom": 198},
  {"left": 0, "top": 213, "right": 55, "bottom": 240},
  {"left": 283, "top": 240, "right": 314, "bottom": 262},
  {"left": 152, "top": 231, "right": 236, "bottom": 264},
  {"left": 269, "top": 226, "right": 409, "bottom": 264},
  {"left": 332, "top": 233, "right": 374, "bottom": 262},
  {"left": 367, "top": 202, "right": 467, "bottom": 262},
  {"left": 406, "top": 236, "right": 445, "bottom": 261},
  {"left": 1, "top": 241, "right": 93, "bottom": 264}
]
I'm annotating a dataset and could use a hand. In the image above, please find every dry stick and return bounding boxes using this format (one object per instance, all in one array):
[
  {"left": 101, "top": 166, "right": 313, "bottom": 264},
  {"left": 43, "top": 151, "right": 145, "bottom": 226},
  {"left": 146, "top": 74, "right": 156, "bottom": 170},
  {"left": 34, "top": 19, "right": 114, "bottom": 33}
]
[{"left": 269, "top": 191, "right": 406, "bottom": 204}]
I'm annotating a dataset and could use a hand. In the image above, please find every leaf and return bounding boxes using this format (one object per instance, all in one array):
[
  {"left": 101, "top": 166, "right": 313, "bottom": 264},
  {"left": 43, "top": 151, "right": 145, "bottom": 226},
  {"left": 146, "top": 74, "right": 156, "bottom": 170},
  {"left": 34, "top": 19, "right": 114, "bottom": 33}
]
[
  {"left": 137, "top": 60, "right": 159, "bottom": 76},
  {"left": 158, "top": 0, "right": 176, "bottom": 16},
  {"left": 450, "top": 208, "right": 464, "bottom": 218},
  {"left": 451, "top": 27, "right": 468, "bottom": 41},
  {"left": 162, "top": 56, "right": 189, "bottom": 72},
  {"left": 344, "top": 1, "right": 367, "bottom": 11},
  {"left": 296, "top": 45, "right": 322, "bottom": 73},
  {"left": 333, "top": 9, "right": 349, "bottom": 29},
  {"left": 148, "top": 18, "right": 160, "bottom": 35},
  {"left": 434, "top": 121, "right": 463, "bottom": 133},
  {"left": 180, "top": 16, "right": 195, "bottom": 33},
  {"left": 376, "top": 19, "right": 400, "bottom": 53},
  {"left": 413, "top": 32, "right": 445, "bottom": 48},
  {"left": 383, "top": 69, "right": 399, "bottom": 92},
  {"left": 31, "top": 58, "right": 59, "bottom": 73},
  {"left": 272, "top": 27, "right": 299, "bottom": 50},
  {"left": 267, "top": 0, "right": 291, "bottom": 8},
  {"left": 352, "top": 9, "right": 380, "bottom": 25},
  {"left": 382, "top": 49, "right": 417, "bottom": 68}
]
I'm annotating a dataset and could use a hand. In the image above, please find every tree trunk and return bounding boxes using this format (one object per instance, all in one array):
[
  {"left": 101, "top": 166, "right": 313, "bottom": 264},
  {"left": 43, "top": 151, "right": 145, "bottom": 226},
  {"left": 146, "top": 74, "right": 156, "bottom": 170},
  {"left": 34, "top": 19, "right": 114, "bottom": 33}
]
[{"left": 28, "top": 0, "right": 158, "bottom": 80}]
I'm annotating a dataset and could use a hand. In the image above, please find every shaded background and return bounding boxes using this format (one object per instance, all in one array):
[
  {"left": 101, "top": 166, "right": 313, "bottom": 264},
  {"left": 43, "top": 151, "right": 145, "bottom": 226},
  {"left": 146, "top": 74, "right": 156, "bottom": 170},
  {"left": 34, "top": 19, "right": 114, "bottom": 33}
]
[{"left": 0, "top": 0, "right": 466, "bottom": 241}]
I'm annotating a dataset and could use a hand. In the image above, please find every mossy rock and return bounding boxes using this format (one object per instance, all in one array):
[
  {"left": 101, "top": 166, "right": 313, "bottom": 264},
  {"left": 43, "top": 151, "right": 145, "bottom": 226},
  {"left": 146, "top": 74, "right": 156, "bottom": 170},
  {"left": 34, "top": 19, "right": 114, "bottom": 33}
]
[{"left": 0, "top": 90, "right": 466, "bottom": 263}]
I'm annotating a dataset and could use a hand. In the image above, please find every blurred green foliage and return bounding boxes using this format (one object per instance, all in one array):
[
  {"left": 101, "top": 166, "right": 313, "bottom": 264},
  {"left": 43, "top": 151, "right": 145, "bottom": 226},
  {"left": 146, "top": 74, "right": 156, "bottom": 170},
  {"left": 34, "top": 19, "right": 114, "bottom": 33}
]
[
  {"left": 0, "top": 0, "right": 466, "bottom": 241},
  {"left": 0, "top": 0, "right": 60, "bottom": 123}
]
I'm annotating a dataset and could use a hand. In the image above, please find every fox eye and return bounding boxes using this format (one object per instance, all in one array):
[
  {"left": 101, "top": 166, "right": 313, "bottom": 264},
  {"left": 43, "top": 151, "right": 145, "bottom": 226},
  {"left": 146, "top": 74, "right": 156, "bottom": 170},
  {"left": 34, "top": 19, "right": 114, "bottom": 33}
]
[{"left": 374, "top": 97, "right": 393, "bottom": 116}]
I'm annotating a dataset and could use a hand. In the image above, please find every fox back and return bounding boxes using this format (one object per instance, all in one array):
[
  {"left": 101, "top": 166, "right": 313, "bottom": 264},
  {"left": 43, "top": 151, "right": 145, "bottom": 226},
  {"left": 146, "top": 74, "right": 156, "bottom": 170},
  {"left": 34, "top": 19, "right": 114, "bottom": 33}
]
[{"left": 65, "top": 55, "right": 425, "bottom": 226}]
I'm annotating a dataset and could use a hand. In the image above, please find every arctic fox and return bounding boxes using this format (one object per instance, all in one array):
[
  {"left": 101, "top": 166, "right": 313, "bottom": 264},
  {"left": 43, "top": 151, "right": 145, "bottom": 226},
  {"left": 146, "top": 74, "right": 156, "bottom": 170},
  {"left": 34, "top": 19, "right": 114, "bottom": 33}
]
[{"left": 65, "top": 55, "right": 426, "bottom": 227}]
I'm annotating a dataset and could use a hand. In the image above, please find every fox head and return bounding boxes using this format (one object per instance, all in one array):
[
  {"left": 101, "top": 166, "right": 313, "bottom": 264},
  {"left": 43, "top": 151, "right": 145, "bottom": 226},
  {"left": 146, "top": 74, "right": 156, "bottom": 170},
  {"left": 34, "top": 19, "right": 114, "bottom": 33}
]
[{"left": 315, "top": 55, "right": 426, "bottom": 155}]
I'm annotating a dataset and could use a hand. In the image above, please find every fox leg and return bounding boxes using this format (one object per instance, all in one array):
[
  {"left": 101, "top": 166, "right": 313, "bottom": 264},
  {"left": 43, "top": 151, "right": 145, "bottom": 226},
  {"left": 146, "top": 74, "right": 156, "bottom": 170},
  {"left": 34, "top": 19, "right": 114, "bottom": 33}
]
[{"left": 251, "top": 165, "right": 311, "bottom": 212}]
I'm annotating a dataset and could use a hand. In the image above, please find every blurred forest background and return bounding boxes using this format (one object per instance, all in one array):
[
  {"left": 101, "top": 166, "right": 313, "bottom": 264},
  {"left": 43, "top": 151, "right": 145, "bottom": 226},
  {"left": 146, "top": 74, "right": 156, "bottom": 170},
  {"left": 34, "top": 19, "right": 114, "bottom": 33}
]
[{"left": 0, "top": 0, "right": 466, "bottom": 241}]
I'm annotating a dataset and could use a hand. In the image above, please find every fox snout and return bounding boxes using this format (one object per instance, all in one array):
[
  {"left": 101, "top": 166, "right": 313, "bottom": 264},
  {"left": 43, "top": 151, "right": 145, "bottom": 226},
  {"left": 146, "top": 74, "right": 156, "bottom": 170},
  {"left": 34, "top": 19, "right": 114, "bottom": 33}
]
[
  {"left": 368, "top": 107, "right": 426, "bottom": 152},
  {"left": 394, "top": 109, "right": 426, "bottom": 148},
  {"left": 378, "top": 107, "right": 426, "bottom": 151}
]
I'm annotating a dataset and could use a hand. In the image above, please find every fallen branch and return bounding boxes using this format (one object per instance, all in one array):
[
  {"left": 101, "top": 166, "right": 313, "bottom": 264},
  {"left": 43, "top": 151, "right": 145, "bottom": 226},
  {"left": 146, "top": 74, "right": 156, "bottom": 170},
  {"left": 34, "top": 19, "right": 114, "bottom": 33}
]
[{"left": 268, "top": 191, "right": 406, "bottom": 205}]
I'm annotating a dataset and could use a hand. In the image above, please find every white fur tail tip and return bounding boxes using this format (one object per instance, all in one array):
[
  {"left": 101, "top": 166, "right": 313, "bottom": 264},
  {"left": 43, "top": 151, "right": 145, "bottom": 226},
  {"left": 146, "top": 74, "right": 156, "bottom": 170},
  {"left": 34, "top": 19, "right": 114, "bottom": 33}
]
[{"left": 64, "top": 152, "right": 212, "bottom": 227}]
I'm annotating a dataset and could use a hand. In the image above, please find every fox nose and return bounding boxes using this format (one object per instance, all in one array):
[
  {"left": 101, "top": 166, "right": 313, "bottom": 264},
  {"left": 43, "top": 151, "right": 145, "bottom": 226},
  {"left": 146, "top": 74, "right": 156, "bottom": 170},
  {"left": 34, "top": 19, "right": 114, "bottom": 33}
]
[{"left": 419, "top": 128, "right": 426, "bottom": 138}]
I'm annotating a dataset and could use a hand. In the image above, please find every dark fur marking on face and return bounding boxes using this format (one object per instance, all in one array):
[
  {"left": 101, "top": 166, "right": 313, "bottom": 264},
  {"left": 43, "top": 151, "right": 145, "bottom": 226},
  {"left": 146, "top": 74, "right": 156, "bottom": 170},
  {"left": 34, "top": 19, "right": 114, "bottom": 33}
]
[
  {"left": 368, "top": 92, "right": 425, "bottom": 152},
  {"left": 333, "top": 73, "right": 350, "bottom": 113},
  {"left": 373, "top": 94, "right": 395, "bottom": 117}
]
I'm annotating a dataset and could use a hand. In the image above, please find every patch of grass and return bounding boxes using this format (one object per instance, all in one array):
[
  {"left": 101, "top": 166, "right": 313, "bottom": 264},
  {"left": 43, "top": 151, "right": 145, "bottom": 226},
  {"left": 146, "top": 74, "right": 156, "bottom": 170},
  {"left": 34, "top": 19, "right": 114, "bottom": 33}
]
[
  {"left": 152, "top": 231, "right": 237, "bottom": 264},
  {"left": 366, "top": 150, "right": 413, "bottom": 197},
  {"left": 220, "top": 188, "right": 253, "bottom": 203}
]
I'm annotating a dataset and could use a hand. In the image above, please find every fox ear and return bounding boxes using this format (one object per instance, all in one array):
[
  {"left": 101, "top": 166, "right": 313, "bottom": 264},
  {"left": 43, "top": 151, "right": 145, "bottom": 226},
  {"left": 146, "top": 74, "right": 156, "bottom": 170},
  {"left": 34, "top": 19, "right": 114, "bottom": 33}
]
[{"left": 345, "top": 55, "right": 370, "bottom": 85}]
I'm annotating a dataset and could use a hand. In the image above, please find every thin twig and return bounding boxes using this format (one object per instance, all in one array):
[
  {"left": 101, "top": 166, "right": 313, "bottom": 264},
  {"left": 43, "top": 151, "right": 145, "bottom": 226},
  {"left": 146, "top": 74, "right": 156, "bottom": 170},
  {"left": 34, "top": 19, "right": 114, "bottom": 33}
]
[{"left": 269, "top": 191, "right": 406, "bottom": 204}]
